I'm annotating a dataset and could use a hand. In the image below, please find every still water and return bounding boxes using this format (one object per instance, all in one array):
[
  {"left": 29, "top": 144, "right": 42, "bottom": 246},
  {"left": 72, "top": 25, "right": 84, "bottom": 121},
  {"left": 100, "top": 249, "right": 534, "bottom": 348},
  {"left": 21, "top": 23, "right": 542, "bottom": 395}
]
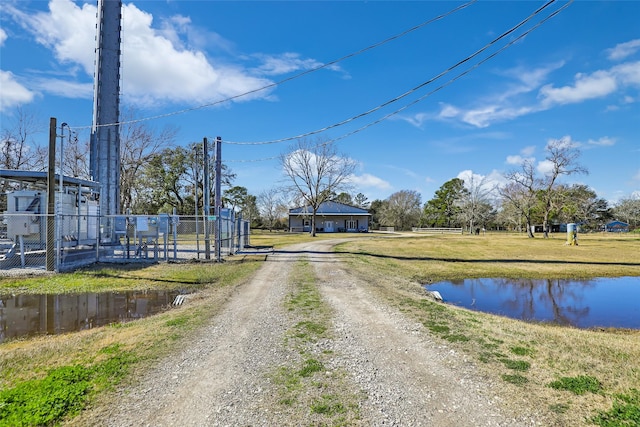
[
  {"left": 424, "top": 277, "right": 640, "bottom": 329},
  {"left": 0, "top": 290, "right": 185, "bottom": 343}
]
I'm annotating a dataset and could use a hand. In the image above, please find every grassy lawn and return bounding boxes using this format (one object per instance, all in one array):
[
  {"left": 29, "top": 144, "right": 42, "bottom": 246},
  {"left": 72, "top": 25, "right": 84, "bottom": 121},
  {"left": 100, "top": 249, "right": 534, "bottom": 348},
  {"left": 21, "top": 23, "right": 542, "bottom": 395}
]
[{"left": 335, "top": 232, "right": 640, "bottom": 426}]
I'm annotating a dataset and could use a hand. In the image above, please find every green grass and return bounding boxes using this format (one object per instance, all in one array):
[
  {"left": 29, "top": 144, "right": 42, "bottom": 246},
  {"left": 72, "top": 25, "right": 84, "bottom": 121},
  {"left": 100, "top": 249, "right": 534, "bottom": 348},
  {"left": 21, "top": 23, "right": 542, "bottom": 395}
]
[
  {"left": 547, "top": 375, "right": 602, "bottom": 395},
  {"left": 271, "top": 257, "right": 360, "bottom": 425},
  {"left": 0, "top": 256, "right": 264, "bottom": 294},
  {"left": 0, "top": 345, "right": 135, "bottom": 426},
  {"left": 501, "top": 374, "right": 529, "bottom": 386},
  {"left": 501, "top": 359, "right": 531, "bottom": 371},
  {"left": 297, "top": 358, "right": 324, "bottom": 378},
  {"left": 510, "top": 346, "right": 535, "bottom": 357},
  {"left": 592, "top": 389, "right": 640, "bottom": 426},
  {"left": 310, "top": 394, "right": 347, "bottom": 415}
]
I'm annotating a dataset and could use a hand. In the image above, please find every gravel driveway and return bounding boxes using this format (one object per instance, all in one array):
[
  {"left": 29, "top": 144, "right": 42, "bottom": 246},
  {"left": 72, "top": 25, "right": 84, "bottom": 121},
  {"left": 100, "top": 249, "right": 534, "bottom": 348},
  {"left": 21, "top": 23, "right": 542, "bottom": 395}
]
[{"left": 78, "top": 239, "right": 542, "bottom": 426}]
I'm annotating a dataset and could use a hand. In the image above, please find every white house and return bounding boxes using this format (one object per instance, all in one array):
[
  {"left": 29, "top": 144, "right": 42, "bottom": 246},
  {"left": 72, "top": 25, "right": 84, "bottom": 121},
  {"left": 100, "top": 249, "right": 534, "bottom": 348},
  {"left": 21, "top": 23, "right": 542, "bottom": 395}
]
[{"left": 288, "top": 201, "right": 370, "bottom": 233}]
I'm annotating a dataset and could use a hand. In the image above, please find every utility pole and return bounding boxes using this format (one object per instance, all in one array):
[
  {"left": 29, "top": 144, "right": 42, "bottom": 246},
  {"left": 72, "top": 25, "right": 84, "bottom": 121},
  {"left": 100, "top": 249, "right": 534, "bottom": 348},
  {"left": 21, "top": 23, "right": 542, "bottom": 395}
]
[
  {"left": 203, "top": 137, "right": 211, "bottom": 259},
  {"left": 215, "top": 136, "right": 222, "bottom": 262},
  {"left": 46, "top": 117, "right": 56, "bottom": 271}
]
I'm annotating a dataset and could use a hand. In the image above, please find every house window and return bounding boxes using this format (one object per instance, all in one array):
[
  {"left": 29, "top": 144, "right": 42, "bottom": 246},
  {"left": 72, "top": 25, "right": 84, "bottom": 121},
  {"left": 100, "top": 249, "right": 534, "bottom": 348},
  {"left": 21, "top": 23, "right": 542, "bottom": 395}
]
[
  {"left": 304, "top": 220, "right": 310, "bottom": 226},
  {"left": 346, "top": 220, "right": 357, "bottom": 230}
]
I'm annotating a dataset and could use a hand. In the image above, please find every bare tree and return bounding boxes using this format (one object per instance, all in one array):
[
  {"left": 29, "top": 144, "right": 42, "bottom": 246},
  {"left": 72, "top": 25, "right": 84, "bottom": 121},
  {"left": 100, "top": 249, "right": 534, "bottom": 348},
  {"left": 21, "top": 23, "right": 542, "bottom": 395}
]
[
  {"left": 280, "top": 138, "right": 356, "bottom": 236},
  {"left": 613, "top": 196, "right": 640, "bottom": 228},
  {"left": 118, "top": 109, "right": 177, "bottom": 212},
  {"left": 501, "top": 160, "right": 538, "bottom": 238},
  {"left": 63, "top": 132, "right": 90, "bottom": 179},
  {"left": 258, "top": 187, "right": 286, "bottom": 231},
  {"left": 457, "top": 173, "right": 495, "bottom": 233},
  {"left": 501, "top": 138, "right": 588, "bottom": 238},
  {"left": 380, "top": 190, "right": 422, "bottom": 231},
  {"left": 0, "top": 107, "right": 46, "bottom": 172},
  {"left": 538, "top": 138, "right": 587, "bottom": 238}
]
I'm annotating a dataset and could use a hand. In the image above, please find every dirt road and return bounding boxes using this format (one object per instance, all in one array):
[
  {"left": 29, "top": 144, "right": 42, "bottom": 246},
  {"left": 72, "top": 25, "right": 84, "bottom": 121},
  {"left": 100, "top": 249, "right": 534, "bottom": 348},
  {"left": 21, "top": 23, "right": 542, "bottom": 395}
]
[{"left": 81, "top": 240, "right": 542, "bottom": 426}]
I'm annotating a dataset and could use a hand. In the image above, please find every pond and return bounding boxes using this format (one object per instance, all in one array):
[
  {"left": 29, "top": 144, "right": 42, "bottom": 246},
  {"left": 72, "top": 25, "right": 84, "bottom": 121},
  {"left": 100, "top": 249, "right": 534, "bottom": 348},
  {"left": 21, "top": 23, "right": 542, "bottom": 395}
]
[
  {"left": 424, "top": 277, "right": 640, "bottom": 329},
  {"left": 0, "top": 290, "right": 187, "bottom": 343}
]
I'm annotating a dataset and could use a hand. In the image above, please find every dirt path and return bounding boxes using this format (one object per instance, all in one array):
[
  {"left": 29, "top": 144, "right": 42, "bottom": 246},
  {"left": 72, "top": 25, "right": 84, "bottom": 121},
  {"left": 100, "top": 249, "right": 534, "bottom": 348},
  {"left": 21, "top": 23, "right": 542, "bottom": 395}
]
[{"left": 80, "top": 240, "right": 541, "bottom": 426}]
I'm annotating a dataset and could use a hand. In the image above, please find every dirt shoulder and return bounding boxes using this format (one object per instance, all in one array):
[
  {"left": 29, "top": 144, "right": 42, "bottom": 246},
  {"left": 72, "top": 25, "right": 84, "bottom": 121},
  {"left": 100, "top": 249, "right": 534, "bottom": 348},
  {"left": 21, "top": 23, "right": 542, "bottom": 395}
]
[{"left": 72, "top": 239, "right": 544, "bottom": 426}]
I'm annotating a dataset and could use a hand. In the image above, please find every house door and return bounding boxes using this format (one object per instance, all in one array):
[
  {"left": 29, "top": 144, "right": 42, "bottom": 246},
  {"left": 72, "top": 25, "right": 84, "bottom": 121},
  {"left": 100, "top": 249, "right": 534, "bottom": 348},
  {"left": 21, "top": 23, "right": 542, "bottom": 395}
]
[{"left": 324, "top": 221, "right": 334, "bottom": 232}]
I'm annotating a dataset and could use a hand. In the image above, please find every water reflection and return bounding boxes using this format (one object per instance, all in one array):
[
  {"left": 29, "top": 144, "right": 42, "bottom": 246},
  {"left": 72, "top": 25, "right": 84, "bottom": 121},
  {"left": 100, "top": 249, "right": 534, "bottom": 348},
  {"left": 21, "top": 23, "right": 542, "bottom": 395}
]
[
  {"left": 0, "top": 290, "right": 185, "bottom": 343},
  {"left": 425, "top": 277, "right": 640, "bottom": 329}
]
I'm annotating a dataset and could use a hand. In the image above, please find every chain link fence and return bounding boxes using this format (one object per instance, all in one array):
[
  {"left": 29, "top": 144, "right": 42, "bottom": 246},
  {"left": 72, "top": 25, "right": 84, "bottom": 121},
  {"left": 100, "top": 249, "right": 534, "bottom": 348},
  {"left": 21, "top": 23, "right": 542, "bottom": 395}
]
[{"left": 0, "top": 212, "right": 250, "bottom": 273}]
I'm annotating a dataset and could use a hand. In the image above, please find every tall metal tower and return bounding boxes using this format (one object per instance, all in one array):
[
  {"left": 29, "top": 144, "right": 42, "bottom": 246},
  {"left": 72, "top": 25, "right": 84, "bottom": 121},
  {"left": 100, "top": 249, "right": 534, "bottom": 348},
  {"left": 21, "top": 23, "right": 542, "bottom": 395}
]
[{"left": 90, "top": 0, "right": 122, "bottom": 219}]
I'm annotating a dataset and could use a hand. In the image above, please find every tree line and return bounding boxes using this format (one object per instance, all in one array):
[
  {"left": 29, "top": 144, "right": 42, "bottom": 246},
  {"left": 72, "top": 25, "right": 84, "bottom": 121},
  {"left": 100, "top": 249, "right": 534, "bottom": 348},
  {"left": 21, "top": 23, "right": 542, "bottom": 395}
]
[
  {"left": 1, "top": 109, "right": 639, "bottom": 234},
  {"left": 369, "top": 139, "right": 639, "bottom": 235}
]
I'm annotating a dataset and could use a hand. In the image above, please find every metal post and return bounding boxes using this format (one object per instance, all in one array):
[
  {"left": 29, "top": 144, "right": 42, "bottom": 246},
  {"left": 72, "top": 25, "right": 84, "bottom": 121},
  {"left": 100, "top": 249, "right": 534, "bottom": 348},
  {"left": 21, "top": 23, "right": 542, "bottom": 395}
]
[
  {"left": 194, "top": 149, "right": 200, "bottom": 259},
  {"left": 172, "top": 207, "right": 178, "bottom": 259},
  {"left": 56, "top": 123, "right": 67, "bottom": 271},
  {"left": 203, "top": 137, "right": 211, "bottom": 259},
  {"left": 215, "top": 136, "right": 222, "bottom": 262},
  {"left": 46, "top": 117, "right": 57, "bottom": 271}
]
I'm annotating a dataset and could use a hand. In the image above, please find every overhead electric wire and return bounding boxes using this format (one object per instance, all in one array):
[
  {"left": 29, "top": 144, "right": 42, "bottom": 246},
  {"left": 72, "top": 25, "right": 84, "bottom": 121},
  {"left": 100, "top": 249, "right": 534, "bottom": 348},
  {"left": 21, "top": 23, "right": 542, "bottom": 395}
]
[
  {"left": 224, "top": 0, "right": 562, "bottom": 146},
  {"left": 224, "top": 0, "right": 572, "bottom": 163},
  {"left": 71, "top": 0, "right": 476, "bottom": 131}
]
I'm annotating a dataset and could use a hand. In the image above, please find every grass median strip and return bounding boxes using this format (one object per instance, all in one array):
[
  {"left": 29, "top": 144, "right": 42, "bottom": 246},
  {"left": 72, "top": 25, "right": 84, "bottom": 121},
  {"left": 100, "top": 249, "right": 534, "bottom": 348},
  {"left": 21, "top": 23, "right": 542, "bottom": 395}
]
[{"left": 272, "top": 258, "right": 361, "bottom": 425}]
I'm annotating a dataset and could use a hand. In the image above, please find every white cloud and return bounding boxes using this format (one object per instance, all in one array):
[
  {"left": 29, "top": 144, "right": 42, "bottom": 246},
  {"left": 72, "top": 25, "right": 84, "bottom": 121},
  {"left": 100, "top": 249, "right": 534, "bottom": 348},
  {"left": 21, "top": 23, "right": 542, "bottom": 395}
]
[
  {"left": 6, "top": 0, "right": 99, "bottom": 73},
  {"left": 521, "top": 145, "right": 536, "bottom": 156},
  {"left": 606, "top": 39, "right": 640, "bottom": 61},
  {"left": 633, "top": 169, "right": 640, "bottom": 182},
  {"left": 412, "top": 53, "right": 638, "bottom": 129},
  {"left": 0, "top": 28, "right": 7, "bottom": 46},
  {"left": 31, "top": 77, "right": 93, "bottom": 99},
  {"left": 461, "top": 105, "right": 535, "bottom": 128},
  {"left": 613, "top": 61, "right": 640, "bottom": 86},
  {"left": 251, "top": 52, "right": 342, "bottom": 77},
  {"left": 506, "top": 146, "right": 536, "bottom": 166},
  {"left": 537, "top": 159, "right": 555, "bottom": 176},
  {"left": 539, "top": 70, "right": 618, "bottom": 106},
  {"left": 587, "top": 136, "right": 616, "bottom": 146},
  {"left": 5, "top": 0, "right": 280, "bottom": 107},
  {"left": 0, "top": 70, "right": 35, "bottom": 112},
  {"left": 438, "top": 104, "right": 460, "bottom": 119},
  {"left": 506, "top": 155, "right": 527, "bottom": 165},
  {"left": 456, "top": 169, "right": 504, "bottom": 198},
  {"left": 348, "top": 173, "right": 392, "bottom": 190}
]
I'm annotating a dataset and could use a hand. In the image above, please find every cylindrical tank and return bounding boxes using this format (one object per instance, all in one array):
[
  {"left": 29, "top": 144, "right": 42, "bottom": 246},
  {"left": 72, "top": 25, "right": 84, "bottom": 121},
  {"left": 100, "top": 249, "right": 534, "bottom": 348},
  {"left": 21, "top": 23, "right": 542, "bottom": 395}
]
[{"left": 567, "top": 223, "right": 578, "bottom": 246}]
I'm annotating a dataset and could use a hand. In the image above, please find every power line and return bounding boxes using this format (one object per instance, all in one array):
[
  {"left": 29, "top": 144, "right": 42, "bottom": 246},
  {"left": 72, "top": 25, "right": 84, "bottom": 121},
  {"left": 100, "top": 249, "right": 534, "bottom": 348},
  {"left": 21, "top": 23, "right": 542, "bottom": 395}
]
[
  {"left": 71, "top": 0, "right": 476, "bottom": 131},
  {"left": 224, "top": 0, "right": 563, "bottom": 146},
  {"left": 224, "top": 0, "right": 572, "bottom": 163}
]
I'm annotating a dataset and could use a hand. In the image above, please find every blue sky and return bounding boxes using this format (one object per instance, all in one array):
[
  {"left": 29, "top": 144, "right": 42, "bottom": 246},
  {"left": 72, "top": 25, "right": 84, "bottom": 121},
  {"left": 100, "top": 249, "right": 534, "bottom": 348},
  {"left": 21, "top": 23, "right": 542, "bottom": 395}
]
[{"left": 1, "top": 0, "right": 639, "bottom": 206}]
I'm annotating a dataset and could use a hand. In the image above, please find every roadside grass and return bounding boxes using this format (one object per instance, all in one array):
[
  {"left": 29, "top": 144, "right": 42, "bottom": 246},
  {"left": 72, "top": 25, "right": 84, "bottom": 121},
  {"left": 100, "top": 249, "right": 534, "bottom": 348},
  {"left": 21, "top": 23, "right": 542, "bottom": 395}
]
[
  {"left": 0, "top": 257, "right": 263, "bottom": 425},
  {"left": 335, "top": 233, "right": 640, "bottom": 426},
  {"left": 272, "top": 258, "right": 361, "bottom": 425},
  {"left": 0, "top": 256, "right": 263, "bottom": 294}
]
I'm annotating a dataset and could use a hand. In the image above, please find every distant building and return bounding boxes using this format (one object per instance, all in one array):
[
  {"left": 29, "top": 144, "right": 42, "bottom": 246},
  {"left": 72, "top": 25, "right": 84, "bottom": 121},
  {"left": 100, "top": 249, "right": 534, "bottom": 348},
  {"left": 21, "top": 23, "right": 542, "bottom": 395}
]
[
  {"left": 604, "top": 221, "right": 629, "bottom": 232},
  {"left": 289, "top": 201, "right": 370, "bottom": 233}
]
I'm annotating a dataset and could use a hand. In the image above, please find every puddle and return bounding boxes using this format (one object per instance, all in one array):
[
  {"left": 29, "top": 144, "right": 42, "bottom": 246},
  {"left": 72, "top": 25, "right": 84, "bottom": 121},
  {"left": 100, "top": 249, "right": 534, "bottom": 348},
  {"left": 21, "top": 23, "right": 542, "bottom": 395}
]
[
  {"left": 424, "top": 277, "right": 640, "bottom": 329},
  {"left": 0, "top": 290, "right": 187, "bottom": 343}
]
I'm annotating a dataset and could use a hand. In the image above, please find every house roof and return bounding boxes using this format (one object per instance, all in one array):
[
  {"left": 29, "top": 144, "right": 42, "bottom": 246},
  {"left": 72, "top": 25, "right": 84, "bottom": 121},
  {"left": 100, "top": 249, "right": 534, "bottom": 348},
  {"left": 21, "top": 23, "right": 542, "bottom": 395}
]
[
  {"left": 289, "top": 200, "right": 370, "bottom": 216},
  {"left": 606, "top": 221, "right": 629, "bottom": 227}
]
